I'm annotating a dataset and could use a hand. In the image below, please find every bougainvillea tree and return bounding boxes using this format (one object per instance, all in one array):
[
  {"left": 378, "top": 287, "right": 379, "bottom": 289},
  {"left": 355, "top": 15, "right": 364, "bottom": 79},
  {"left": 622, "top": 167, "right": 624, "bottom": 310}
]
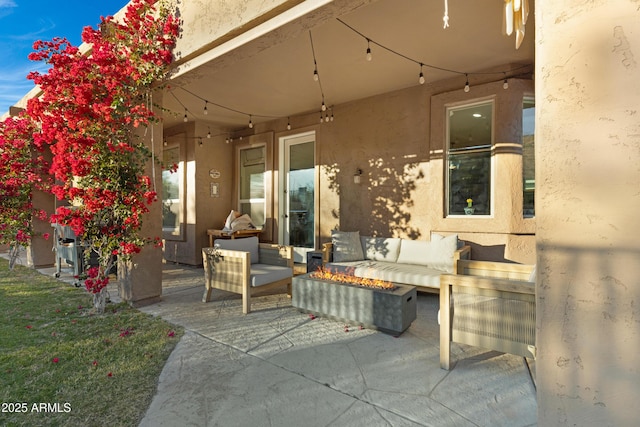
[
  {"left": 0, "top": 115, "right": 51, "bottom": 269},
  {"left": 25, "top": 0, "right": 178, "bottom": 311}
]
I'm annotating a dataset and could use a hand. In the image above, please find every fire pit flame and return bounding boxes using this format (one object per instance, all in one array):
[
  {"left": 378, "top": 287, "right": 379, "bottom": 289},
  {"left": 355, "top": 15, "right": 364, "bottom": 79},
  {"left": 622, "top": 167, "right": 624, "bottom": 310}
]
[{"left": 310, "top": 267, "right": 397, "bottom": 291}]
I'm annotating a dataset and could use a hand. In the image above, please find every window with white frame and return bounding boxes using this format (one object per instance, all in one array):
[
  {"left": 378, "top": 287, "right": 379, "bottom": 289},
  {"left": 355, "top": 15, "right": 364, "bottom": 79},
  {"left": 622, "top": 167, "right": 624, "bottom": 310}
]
[
  {"left": 238, "top": 145, "right": 266, "bottom": 228},
  {"left": 446, "top": 100, "right": 493, "bottom": 216}
]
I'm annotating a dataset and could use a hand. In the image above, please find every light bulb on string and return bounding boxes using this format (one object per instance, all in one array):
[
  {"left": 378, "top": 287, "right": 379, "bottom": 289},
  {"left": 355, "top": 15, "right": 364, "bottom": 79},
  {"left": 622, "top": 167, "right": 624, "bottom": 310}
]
[
  {"left": 225, "top": 137, "right": 230, "bottom": 144},
  {"left": 287, "top": 117, "right": 291, "bottom": 130},
  {"left": 203, "top": 101, "right": 208, "bottom": 115},
  {"left": 464, "top": 74, "right": 470, "bottom": 93},
  {"left": 320, "top": 113, "right": 323, "bottom": 124},
  {"left": 321, "top": 99, "right": 327, "bottom": 112},
  {"left": 418, "top": 64, "right": 425, "bottom": 85},
  {"left": 248, "top": 115, "right": 253, "bottom": 129},
  {"left": 198, "top": 138, "right": 203, "bottom": 146},
  {"left": 366, "top": 39, "right": 372, "bottom": 61},
  {"left": 313, "top": 64, "right": 319, "bottom": 82},
  {"left": 503, "top": 73, "right": 509, "bottom": 89},
  {"left": 207, "top": 127, "right": 211, "bottom": 139},
  {"left": 330, "top": 110, "right": 334, "bottom": 122},
  {"left": 183, "top": 109, "right": 188, "bottom": 122}
]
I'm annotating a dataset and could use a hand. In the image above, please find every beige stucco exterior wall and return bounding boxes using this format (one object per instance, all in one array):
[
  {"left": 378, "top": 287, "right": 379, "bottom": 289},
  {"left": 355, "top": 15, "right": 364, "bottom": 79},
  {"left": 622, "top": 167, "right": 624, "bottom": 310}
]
[
  {"left": 249, "top": 76, "right": 536, "bottom": 263},
  {"left": 536, "top": 1, "right": 640, "bottom": 425}
]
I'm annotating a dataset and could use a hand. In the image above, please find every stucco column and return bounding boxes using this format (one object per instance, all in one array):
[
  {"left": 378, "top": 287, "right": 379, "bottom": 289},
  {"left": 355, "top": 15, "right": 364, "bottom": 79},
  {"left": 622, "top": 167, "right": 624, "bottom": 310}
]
[
  {"left": 118, "top": 91, "right": 164, "bottom": 304},
  {"left": 536, "top": 1, "right": 640, "bottom": 425}
]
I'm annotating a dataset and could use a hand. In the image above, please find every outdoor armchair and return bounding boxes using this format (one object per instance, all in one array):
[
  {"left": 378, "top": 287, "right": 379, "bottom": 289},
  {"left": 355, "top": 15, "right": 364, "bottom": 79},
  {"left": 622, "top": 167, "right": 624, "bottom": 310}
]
[
  {"left": 202, "top": 237, "right": 293, "bottom": 314},
  {"left": 439, "top": 260, "right": 536, "bottom": 370}
]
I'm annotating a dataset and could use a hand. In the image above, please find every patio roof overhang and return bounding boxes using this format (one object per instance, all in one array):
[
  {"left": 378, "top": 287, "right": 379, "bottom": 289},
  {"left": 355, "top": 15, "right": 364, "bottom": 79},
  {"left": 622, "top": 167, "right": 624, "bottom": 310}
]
[{"left": 162, "top": 0, "right": 535, "bottom": 131}]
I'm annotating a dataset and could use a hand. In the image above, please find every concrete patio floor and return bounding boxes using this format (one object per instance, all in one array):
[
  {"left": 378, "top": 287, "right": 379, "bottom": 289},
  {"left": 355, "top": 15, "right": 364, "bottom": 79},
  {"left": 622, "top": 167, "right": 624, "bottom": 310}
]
[
  {"left": 8, "top": 252, "right": 537, "bottom": 426},
  {"left": 138, "top": 262, "right": 537, "bottom": 427}
]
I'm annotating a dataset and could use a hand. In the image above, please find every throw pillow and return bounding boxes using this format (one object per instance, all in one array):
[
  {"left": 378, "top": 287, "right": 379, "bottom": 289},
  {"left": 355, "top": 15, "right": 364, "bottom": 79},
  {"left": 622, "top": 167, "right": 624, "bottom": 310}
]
[
  {"left": 361, "top": 236, "right": 402, "bottom": 262},
  {"left": 331, "top": 230, "right": 364, "bottom": 262},
  {"left": 396, "top": 239, "right": 432, "bottom": 266},
  {"left": 426, "top": 234, "right": 458, "bottom": 273}
]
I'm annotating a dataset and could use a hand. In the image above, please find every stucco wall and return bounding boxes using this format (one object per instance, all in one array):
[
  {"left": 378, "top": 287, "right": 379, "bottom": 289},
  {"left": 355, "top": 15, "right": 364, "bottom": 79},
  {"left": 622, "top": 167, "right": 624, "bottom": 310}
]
[
  {"left": 277, "top": 77, "right": 536, "bottom": 264},
  {"left": 536, "top": 1, "right": 640, "bottom": 425}
]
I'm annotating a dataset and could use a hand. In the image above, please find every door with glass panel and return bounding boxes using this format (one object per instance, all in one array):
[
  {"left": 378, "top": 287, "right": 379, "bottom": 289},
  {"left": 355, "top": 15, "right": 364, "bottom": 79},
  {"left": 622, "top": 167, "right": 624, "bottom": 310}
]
[{"left": 280, "top": 132, "right": 315, "bottom": 263}]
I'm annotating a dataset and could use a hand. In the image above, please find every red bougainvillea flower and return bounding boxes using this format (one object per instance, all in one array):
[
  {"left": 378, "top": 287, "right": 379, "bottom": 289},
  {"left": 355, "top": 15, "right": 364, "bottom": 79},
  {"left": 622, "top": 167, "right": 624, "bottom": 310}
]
[
  {"left": 25, "top": 325, "right": 32, "bottom": 329},
  {"left": 17, "top": 0, "right": 179, "bottom": 304},
  {"left": 52, "top": 357, "right": 59, "bottom": 363},
  {"left": 167, "top": 330, "right": 175, "bottom": 337}
]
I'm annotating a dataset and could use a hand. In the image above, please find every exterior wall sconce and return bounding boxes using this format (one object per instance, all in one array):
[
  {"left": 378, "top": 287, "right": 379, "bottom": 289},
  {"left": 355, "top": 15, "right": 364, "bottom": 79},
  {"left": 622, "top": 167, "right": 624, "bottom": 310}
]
[{"left": 354, "top": 168, "right": 362, "bottom": 184}]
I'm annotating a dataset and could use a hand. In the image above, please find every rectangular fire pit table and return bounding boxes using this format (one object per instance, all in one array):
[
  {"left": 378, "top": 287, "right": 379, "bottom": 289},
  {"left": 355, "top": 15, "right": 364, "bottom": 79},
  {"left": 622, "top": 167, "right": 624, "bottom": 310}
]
[{"left": 292, "top": 273, "right": 417, "bottom": 335}]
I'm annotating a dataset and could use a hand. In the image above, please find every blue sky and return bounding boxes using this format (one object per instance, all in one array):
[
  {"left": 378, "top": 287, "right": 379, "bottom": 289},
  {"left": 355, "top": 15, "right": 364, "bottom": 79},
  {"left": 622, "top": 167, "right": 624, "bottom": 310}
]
[{"left": 0, "top": 0, "right": 129, "bottom": 114}]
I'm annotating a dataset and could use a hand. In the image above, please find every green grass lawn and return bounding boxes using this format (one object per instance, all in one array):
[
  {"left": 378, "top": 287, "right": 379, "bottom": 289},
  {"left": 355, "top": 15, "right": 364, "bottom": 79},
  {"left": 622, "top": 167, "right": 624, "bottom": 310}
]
[{"left": 0, "top": 258, "right": 183, "bottom": 426}]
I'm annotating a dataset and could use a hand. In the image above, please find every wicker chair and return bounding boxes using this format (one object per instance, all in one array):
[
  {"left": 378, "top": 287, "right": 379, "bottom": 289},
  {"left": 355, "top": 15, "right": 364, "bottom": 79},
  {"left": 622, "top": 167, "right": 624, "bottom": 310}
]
[
  {"left": 439, "top": 260, "right": 536, "bottom": 370},
  {"left": 202, "top": 237, "right": 293, "bottom": 314}
]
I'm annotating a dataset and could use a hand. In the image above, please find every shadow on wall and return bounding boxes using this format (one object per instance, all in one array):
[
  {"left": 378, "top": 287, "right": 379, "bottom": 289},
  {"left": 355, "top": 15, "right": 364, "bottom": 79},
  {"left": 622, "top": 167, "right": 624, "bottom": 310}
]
[
  {"left": 322, "top": 157, "right": 424, "bottom": 239},
  {"left": 537, "top": 243, "right": 640, "bottom": 426}
]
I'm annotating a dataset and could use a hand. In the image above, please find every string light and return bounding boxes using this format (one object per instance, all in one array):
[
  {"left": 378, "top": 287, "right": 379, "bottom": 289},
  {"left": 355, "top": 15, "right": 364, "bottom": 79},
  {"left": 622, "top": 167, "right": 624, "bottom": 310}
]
[
  {"left": 166, "top": 21, "right": 530, "bottom": 131},
  {"left": 198, "top": 138, "right": 203, "bottom": 146},
  {"left": 207, "top": 127, "right": 211, "bottom": 138}
]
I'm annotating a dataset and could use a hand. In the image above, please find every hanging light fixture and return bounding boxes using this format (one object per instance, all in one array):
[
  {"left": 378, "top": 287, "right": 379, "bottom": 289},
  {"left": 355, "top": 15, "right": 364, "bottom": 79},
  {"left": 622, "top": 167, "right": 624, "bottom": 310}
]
[
  {"left": 365, "top": 39, "right": 372, "bottom": 61},
  {"left": 419, "top": 63, "right": 425, "bottom": 85},
  {"left": 207, "top": 127, "right": 211, "bottom": 138},
  {"left": 464, "top": 74, "right": 470, "bottom": 93},
  {"left": 248, "top": 115, "right": 253, "bottom": 129},
  {"left": 503, "top": 73, "right": 509, "bottom": 89},
  {"left": 203, "top": 101, "right": 208, "bottom": 115},
  {"left": 287, "top": 117, "right": 291, "bottom": 130},
  {"left": 183, "top": 109, "right": 188, "bottom": 122}
]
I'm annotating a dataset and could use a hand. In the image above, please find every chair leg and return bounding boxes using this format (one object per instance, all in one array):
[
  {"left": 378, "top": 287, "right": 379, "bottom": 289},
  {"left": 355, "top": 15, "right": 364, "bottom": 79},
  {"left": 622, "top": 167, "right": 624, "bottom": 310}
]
[
  {"left": 243, "top": 284, "right": 251, "bottom": 314},
  {"left": 440, "top": 283, "right": 452, "bottom": 370},
  {"left": 202, "top": 285, "right": 213, "bottom": 303}
]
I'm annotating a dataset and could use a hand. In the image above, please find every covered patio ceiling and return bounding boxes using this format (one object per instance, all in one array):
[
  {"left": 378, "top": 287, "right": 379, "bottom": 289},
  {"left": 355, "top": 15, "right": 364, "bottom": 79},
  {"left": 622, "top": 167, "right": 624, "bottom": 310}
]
[{"left": 162, "top": 0, "right": 535, "bottom": 131}]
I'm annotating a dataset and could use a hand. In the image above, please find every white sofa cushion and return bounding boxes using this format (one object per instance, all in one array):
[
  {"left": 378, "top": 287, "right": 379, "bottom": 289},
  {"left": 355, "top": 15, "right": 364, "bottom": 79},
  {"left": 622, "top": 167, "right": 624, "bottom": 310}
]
[
  {"left": 360, "top": 236, "right": 402, "bottom": 262},
  {"left": 250, "top": 264, "right": 293, "bottom": 287},
  {"left": 215, "top": 236, "right": 259, "bottom": 264},
  {"left": 325, "top": 261, "right": 444, "bottom": 288},
  {"left": 331, "top": 230, "right": 364, "bottom": 262},
  {"left": 396, "top": 234, "right": 458, "bottom": 273}
]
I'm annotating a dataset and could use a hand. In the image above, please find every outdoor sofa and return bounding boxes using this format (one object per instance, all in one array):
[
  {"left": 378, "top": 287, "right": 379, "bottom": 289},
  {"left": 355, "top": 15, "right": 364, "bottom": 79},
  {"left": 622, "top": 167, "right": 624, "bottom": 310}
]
[
  {"left": 321, "top": 231, "right": 471, "bottom": 292},
  {"left": 202, "top": 236, "right": 294, "bottom": 314},
  {"left": 439, "top": 259, "right": 536, "bottom": 370}
]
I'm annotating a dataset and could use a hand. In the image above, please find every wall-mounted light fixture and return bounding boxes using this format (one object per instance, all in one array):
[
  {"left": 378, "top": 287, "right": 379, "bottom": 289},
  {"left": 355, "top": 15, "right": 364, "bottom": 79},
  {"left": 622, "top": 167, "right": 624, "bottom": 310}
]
[{"left": 354, "top": 168, "right": 362, "bottom": 184}]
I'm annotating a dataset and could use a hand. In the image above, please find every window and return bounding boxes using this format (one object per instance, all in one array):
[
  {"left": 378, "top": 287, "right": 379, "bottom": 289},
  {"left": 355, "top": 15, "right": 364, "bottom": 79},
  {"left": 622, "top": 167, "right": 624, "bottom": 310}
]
[
  {"left": 238, "top": 145, "right": 266, "bottom": 228},
  {"left": 522, "top": 97, "right": 535, "bottom": 217},
  {"left": 161, "top": 141, "right": 184, "bottom": 239},
  {"left": 446, "top": 101, "right": 493, "bottom": 216}
]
